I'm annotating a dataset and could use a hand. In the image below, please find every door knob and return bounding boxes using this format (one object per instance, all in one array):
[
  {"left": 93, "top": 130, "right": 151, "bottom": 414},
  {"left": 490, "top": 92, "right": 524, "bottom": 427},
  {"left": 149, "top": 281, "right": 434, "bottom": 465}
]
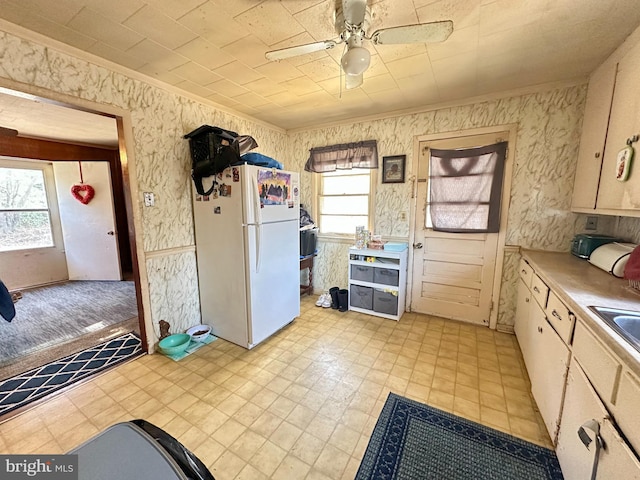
[
  {"left": 413, "top": 242, "right": 423, "bottom": 249},
  {"left": 107, "top": 231, "right": 115, "bottom": 236}
]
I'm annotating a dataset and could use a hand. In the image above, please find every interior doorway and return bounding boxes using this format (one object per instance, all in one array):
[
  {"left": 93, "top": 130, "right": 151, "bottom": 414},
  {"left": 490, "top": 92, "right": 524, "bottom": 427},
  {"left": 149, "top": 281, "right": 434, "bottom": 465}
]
[
  {"left": 0, "top": 87, "right": 146, "bottom": 379},
  {"left": 409, "top": 127, "right": 516, "bottom": 328}
]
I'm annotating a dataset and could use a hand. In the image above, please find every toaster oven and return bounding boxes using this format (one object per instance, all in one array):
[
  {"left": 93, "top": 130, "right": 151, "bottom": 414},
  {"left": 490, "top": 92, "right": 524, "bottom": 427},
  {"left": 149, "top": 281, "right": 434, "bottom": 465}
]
[{"left": 571, "top": 234, "right": 622, "bottom": 259}]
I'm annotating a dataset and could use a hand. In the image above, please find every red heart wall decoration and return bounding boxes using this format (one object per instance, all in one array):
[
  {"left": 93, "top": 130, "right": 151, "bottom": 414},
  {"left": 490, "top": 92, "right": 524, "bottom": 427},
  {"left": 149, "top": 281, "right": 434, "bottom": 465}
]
[{"left": 71, "top": 184, "right": 95, "bottom": 205}]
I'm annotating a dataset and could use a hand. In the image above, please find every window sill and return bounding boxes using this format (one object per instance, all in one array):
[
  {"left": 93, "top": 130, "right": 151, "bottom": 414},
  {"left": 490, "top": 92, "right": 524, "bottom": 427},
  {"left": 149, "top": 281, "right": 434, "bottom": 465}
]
[{"left": 317, "top": 234, "right": 355, "bottom": 245}]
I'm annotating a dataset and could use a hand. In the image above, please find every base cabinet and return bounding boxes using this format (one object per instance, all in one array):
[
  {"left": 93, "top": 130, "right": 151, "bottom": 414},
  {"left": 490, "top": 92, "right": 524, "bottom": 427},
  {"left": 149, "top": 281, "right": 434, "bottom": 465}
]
[
  {"left": 557, "top": 360, "right": 640, "bottom": 480},
  {"left": 528, "top": 301, "right": 570, "bottom": 444},
  {"left": 515, "top": 259, "right": 570, "bottom": 445}
]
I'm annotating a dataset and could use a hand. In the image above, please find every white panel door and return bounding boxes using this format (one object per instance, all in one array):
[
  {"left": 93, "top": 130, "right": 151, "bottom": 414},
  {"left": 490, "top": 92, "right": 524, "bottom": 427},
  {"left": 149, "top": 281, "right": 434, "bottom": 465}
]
[
  {"left": 53, "top": 161, "right": 121, "bottom": 280},
  {"left": 410, "top": 133, "right": 507, "bottom": 325}
]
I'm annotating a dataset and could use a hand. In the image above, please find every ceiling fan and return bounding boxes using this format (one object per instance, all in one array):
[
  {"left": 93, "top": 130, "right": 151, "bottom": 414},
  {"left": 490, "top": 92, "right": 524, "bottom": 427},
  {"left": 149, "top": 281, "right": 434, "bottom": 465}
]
[{"left": 265, "top": 0, "right": 453, "bottom": 89}]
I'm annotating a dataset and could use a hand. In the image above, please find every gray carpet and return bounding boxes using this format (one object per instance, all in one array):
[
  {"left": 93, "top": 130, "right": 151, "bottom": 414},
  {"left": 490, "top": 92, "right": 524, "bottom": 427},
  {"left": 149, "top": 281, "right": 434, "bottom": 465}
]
[{"left": 0, "top": 281, "right": 138, "bottom": 366}]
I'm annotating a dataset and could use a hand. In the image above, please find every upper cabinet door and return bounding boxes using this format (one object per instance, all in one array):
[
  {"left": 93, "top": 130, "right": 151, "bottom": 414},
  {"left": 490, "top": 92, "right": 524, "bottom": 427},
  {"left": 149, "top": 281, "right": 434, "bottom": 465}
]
[
  {"left": 571, "top": 61, "right": 617, "bottom": 211},
  {"left": 597, "top": 39, "right": 640, "bottom": 212}
]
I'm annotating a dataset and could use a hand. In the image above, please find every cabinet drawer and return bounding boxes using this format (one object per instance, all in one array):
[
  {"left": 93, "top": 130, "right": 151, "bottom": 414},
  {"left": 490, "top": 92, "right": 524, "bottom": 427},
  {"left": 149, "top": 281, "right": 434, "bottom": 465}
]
[
  {"left": 350, "top": 285, "right": 373, "bottom": 310},
  {"left": 573, "top": 321, "right": 621, "bottom": 407},
  {"left": 545, "top": 291, "right": 575, "bottom": 345},
  {"left": 518, "top": 259, "right": 534, "bottom": 287},
  {"left": 611, "top": 370, "right": 640, "bottom": 455},
  {"left": 530, "top": 274, "right": 549, "bottom": 309},
  {"left": 350, "top": 264, "right": 374, "bottom": 283},
  {"left": 373, "top": 289, "right": 398, "bottom": 315},
  {"left": 373, "top": 268, "right": 399, "bottom": 286}
]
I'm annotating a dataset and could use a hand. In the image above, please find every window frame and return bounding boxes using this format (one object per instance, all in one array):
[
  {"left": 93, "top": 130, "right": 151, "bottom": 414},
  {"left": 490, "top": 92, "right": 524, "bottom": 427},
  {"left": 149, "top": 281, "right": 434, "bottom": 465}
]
[
  {"left": 0, "top": 157, "right": 63, "bottom": 253},
  {"left": 312, "top": 168, "right": 377, "bottom": 241}
]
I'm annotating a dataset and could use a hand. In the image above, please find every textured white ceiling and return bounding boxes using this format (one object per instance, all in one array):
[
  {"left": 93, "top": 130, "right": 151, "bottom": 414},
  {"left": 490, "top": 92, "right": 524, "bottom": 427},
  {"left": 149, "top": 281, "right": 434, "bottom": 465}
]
[{"left": 1, "top": 0, "right": 640, "bottom": 140}]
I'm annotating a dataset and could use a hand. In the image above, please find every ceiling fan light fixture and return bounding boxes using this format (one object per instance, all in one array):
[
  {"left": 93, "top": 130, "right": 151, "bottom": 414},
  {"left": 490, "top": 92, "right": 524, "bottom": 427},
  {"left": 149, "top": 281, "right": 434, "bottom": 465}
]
[{"left": 341, "top": 46, "right": 370, "bottom": 75}]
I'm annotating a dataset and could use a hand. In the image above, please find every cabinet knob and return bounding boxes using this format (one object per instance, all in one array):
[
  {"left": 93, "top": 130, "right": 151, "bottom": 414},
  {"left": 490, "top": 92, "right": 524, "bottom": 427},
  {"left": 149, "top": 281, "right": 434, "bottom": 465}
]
[
  {"left": 533, "top": 286, "right": 540, "bottom": 293},
  {"left": 538, "top": 326, "right": 543, "bottom": 334},
  {"left": 525, "top": 298, "right": 530, "bottom": 303},
  {"left": 594, "top": 152, "right": 601, "bottom": 159},
  {"left": 552, "top": 309, "right": 562, "bottom": 321}
]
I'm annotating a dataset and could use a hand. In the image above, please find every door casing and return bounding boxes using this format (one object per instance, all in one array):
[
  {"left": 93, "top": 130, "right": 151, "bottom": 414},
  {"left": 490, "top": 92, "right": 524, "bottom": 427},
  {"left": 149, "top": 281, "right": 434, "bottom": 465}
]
[{"left": 408, "top": 124, "right": 517, "bottom": 329}]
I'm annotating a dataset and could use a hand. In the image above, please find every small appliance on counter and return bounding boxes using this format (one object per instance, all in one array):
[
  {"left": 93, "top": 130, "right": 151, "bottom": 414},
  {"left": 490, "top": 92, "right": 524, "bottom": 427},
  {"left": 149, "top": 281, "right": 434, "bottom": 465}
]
[
  {"left": 571, "top": 233, "right": 622, "bottom": 259},
  {"left": 588, "top": 242, "right": 638, "bottom": 277}
]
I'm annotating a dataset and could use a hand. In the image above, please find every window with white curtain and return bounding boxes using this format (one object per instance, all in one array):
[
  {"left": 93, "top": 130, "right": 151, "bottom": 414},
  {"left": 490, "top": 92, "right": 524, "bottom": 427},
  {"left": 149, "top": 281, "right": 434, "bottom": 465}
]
[{"left": 428, "top": 142, "right": 507, "bottom": 233}]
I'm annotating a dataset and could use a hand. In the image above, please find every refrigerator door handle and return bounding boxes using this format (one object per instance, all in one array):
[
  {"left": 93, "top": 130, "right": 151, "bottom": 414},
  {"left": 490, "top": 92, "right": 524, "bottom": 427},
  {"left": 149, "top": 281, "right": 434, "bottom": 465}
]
[
  {"left": 256, "top": 223, "right": 261, "bottom": 273},
  {"left": 251, "top": 171, "right": 263, "bottom": 273},
  {"left": 252, "top": 172, "right": 262, "bottom": 226}
]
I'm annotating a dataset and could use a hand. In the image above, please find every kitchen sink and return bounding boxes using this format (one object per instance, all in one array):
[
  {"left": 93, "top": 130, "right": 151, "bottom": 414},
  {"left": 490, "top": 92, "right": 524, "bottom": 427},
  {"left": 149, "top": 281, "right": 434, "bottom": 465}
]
[{"left": 589, "top": 306, "right": 640, "bottom": 353}]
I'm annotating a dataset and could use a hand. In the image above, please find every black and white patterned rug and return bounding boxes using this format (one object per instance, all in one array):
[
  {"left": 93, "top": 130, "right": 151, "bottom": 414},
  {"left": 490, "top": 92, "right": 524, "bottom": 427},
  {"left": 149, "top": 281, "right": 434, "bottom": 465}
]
[
  {"left": 356, "top": 392, "right": 563, "bottom": 480},
  {"left": 0, "top": 332, "right": 142, "bottom": 418}
]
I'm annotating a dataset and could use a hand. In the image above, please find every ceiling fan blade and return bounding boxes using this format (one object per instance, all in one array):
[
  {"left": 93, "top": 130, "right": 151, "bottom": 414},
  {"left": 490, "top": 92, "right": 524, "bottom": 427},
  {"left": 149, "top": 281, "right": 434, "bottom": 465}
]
[
  {"left": 345, "top": 73, "right": 363, "bottom": 90},
  {"left": 371, "top": 21, "right": 454, "bottom": 45},
  {"left": 265, "top": 40, "right": 338, "bottom": 61},
  {"left": 342, "top": 0, "right": 367, "bottom": 25}
]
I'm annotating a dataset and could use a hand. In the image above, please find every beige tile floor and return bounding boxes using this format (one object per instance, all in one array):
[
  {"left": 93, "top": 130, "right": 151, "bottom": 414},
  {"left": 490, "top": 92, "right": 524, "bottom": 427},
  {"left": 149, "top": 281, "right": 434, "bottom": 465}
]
[{"left": 0, "top": 296, "right": 551, "bottom": 479}]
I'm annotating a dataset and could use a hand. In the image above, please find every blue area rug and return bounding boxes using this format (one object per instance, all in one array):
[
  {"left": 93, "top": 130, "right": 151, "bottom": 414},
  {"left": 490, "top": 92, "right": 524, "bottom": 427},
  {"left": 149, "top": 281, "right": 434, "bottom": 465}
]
[
  {"left": 356, "top": 393, "right": 563, "bottom": 480},
  {"left": 0, "top": 333, "right": 142, "bottom": 417}
]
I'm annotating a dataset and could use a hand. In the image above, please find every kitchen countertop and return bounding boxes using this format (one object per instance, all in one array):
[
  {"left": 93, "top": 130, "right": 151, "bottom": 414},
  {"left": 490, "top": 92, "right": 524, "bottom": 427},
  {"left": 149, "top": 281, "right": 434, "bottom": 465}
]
[{"left": 522, "top": 249, "right": 640, "bottom": 376}]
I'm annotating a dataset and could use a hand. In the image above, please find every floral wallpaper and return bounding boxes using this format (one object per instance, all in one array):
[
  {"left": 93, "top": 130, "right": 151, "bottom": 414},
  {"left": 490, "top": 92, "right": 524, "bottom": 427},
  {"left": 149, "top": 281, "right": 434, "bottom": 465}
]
[
  {"left": 3, "top": 24, "right": 638, "bottom": 338},
  {"left": 287, "top": 85, "right": 589, "bottom": 329},
  {"left": 0, "top": 29, "right": 287, "bottom": 346}
]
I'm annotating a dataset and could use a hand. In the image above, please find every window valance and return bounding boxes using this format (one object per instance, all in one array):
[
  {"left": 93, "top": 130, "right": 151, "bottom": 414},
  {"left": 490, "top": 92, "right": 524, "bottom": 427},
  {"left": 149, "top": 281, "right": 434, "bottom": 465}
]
[{"left": 304, "top": 140, "right": 378, "bottom": 173}]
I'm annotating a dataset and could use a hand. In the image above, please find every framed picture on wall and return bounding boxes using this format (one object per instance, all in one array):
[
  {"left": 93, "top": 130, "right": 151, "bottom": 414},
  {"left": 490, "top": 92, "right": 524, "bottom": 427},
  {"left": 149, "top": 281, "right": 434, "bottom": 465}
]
[{"left": 382, "top": 155, "right": 406, "bottom": 184}]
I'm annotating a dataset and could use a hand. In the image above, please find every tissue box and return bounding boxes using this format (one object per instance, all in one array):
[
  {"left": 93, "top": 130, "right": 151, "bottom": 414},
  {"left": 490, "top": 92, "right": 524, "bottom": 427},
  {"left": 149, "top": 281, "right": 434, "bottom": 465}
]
[{"left": 383, "top": 242, "right": 408, "bottom": 252}]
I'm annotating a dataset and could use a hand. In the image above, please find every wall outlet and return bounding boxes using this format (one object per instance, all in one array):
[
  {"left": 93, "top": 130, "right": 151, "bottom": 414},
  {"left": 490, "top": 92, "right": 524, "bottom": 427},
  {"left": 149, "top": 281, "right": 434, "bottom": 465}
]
[
  {"left": 399, "top": 211, "right": 407, "bottom": 221},
  {"left": 144, "top": 192, "right": 155, "bottom": 207},
  {"left": 586, "top": 216, "right": 598, "bottom": 230}
]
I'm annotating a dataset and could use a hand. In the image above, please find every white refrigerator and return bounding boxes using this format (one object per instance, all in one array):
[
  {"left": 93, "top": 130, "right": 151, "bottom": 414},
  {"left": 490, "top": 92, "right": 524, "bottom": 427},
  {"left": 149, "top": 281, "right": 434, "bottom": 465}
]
[{"left": 192, "top": 164, "right": 300, "bottom": 349}]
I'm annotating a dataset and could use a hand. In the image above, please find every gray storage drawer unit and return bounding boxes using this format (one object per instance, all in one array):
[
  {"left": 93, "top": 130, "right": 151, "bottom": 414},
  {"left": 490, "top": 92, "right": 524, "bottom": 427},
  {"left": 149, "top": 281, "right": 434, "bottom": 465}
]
[
  {"left": 350, "top": 285, "right": 373, "bottom": 310},
  {"left": 373, "top": 268, "right": 399, "bottom": 286},
  {"left": 373, "top": 289, "right": 398, "bottom": 315},
  {"left": 351, "top": 264, "right": 374, "bottom": 283}
]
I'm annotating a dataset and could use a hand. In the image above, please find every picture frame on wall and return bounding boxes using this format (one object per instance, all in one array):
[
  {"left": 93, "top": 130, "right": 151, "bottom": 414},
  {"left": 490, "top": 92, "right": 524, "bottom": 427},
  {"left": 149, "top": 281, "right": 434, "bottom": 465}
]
[{"left": 382, "top": 155, "right": 406, "bottom": 184}]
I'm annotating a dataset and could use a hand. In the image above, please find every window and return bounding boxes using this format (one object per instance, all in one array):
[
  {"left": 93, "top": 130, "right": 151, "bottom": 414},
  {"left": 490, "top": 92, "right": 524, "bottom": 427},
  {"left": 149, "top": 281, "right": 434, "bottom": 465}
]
[
  {"left": 0, "top": 165, "right": 55, "bottom": 251},
  {"left": 316, "top": 169, "right": 375, "bottom": 235}
]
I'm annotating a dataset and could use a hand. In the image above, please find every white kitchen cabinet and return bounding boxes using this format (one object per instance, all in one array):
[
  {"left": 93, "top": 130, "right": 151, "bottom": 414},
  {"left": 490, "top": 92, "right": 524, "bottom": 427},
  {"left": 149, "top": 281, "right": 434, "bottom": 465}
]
[
  {"left": 610, "top": 369, "right": 640, "bottom": 455},
  {"left": 514, "top": 278, "right": 531, "bottom": 362},
  {"left": 348, "top": 246, "right": 407, "bottom": 321},
  {"left": 514, "top": 259, "right": 574, "bottom": 445},
  {"left": 528, "top": 300, "right": 571, "bottom": 444},
  {"left": 557, "top": 360, "right": 640, "bottom": 480},
  {"left": 572, "top": 320, "right": 621, "bottom": 409},
  {"left": 571, "top": 60, "right": 617, "bottom": 211},
  {"left": 597, "top": 38, "right": 640, "bottom": 212}
]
